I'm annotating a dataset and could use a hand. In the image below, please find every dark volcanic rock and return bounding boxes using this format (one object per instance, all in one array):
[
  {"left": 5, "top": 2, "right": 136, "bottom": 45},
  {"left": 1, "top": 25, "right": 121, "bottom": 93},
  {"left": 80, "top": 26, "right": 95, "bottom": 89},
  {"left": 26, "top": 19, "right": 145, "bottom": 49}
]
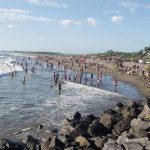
[
  {"left": 88, "top": 121, "right": 107, "bottom": 137},
  {"left": 112, "top": 116, "right": 132, "bottom": 137},
  {"left": 100, "top": 113, "right": 117, "bottom": 130},
  {"left": 91, "top": 137, "right": 108, "bottom": 149},
  {"left": 73, "top": 112, "right": 81, "bottom": 120},
  {"left": 70, "top": 121, "right": 89, "bottom": 138},
  {"left": 41, "top": 136, "right": 64, "bottom": 150},
  {"left": 103, "top": 139, "right": 124, "bottom": 150},
  {"left": 123, "top": 142, "right": 144, "bottom": 150},
  {"left": 2, "top": 139, "right": 27, "bottom": 150},
  {"left": 84, "top": 114, "right": 96, "bottom": 125}
]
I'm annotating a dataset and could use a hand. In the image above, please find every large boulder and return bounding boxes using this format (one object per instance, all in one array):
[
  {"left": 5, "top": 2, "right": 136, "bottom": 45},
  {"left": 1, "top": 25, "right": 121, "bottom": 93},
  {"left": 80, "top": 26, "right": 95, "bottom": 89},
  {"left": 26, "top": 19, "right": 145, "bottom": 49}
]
[
  {"left": 61, "top": 119, "right": 75, "bottom": 135},
  {"left": 73, "top": 112, "right": 81, "bottom": 120},
  {"left": 102, "top": 139, "right": 123, "bottom": 150},
  {"left": 49, "top": 137, "right": 65, "bottom": 149},
  {"left": 91, "top": 137, "right": 108, "bottom": 149},
  {"left": 130, "top": 118, "right": 150, "bottom": 138},
  {"left": 121, "top": 106, "right": 132, "bottom": 118},
  {"left": 100, "top": 113, "right": 117, "bottom": 130},
  {"left": 41, "top": 136, "right": 64, "bottom": 150},
  {"left": 70, "top": 121, "right": 89, "bottom": 138},
  {"left": 117, "top": 131, "right": 150, "bottom": 147},
  {"left": 88, "top": 121, "right": 107, "bottom": 137},
  {"left": 112, "top": 116, "right": 132, "bottom": 137},
  {"left": 138, "top": 104, "right": 150, "bottom": 118},
  {"left": 84, "top": 114, "right": 96, "bottom": 125},
  {"left": 75, "top": 136, "right": 91, "bottom": 147},
  {"left": 41, "top": 137, "right": 51, "bottom": 150},
  {"left": 123, "top": 142, "right": 144, "bottom": 150},
  {"left": 127, "top": 100, "right": 137, "bottom": 108},
  {"left": 2, "top": 139, "right": 27, "bottom": 150}
]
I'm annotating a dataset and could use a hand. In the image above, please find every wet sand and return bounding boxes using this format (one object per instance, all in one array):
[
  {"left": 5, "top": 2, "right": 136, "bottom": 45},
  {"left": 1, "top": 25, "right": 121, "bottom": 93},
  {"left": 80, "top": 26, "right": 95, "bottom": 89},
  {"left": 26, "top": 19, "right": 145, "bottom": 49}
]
[
  {"left": 21, "top": 52, "right": 150, "bottom": 97},
  {"left": 42, "top": 56, "right": 150, "bottom": 97}
]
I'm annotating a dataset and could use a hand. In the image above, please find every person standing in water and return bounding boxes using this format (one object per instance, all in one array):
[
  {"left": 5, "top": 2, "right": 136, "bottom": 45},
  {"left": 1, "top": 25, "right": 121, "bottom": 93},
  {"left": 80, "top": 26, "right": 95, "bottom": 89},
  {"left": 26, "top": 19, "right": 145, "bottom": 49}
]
[
  {"left": 23, "top": 77, "right": 26, "bottom": 85},
  {"left": 59, "top": 82, "right": 61, "bottom": 94},
  {"left": 114, "top": 79, "right": 118, "bottom": 86}
]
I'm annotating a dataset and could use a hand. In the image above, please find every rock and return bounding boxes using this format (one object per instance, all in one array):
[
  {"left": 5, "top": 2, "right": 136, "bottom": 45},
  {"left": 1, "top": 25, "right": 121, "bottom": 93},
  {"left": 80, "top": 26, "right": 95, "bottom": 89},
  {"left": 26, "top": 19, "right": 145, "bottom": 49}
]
[
  {"left": 84, "top": 114, "right": 96, "bottom": 124},
  {"left": 125, "top": 137, "right": 150, "bottom": 146},
  {"left": 73, "top": 112, "right": 81, "bottom": 120},
  {"left": 58, "top": 134, "right": 74, "bottom": 145},
  {"left": 112, "top": 116, "right": 132, "bottom": 137},
  {"left": 123, "top": 142, "right": 144, "bottom": 150},
  {"left": 102, "top": 139, "right": 124, "bottom": 150},
  {"left": 51, "top": 128, "right": 59, "bottom": 134},
  {"left": 117, "top": 131, "right": 128, "bottom": 145},
  {"left": 91, "top": 137, "right": 108, "bottom": 149},
  {"left": 70, "top": 121, "right": 89, "bottom": 138},
  {"left": 130, "top": 118, "right": 150, "bottom": 138},
  {"left": 139, "top": 104, "right": 150, "bottom": 118},
  {"left": 75, "top": 136, "right": 91, "bottom": 147},
  {"left": 24, "top": 135, "right": 40, "bottom": 144},
  {"left": 116, "top": 102, "right": 124, "bottom": 108},
  {"left": 64, "top": 146, "right": 78, "bottom": 150},
  {"left": 145, "top": 145, "right": 150, "bottom": 150},
  {"left": 2, "top": 139, "right": 27, "bottom": 150},
  {"left": 100, "top": 113, "right": 117, "bottom": 130},
  {"left": 115, "top": 103, "right": 124, "bottom": 112},
  {"left": 121, "top": 106, "right": 131, "bottom": 118},
  {"left": 104, "top": 109, "right": 116, "bottom": 115},
  {"left": 127, "top": 100, "right": 137, "bottom": 108},
  {"left": 114, "top": 113, "right": 123, "bottom": 123},
  {"left": 49, "top": 137, "right": 65, "bottom": 149},
  {"left": 88, "top": 122, "right": 107, "bottom": 137},
  {"left": 61, "top": 119, "right": 75, "bottom": 135},
  {"left": 41, "top": 138, "right": 51, "bottom": 150},
  {"left": 39, "top": 124, "right": 45, "bottom": 130},
  {"left": 23, "top": 135, "right": 41, "bottom": 150},
  {"left": 117, "top": 132, "right": 150, "bottom": 146},
  {"left": 41, "top": 136, "right": 64, "bottom": 150}
]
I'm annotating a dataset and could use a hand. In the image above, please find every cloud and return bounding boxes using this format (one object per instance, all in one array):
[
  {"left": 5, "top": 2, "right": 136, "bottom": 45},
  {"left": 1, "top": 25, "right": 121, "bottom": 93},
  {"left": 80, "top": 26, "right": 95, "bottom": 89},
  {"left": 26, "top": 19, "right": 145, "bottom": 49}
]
[
  {"left": 0, "top": 8, "right": 52, "bottom": 22},
  {"left": 26, "top": 0, "right": 69, "bottom": 8},
  {"left": 8, "top": 24, "right": 13, "bottom": 28},
  {"left": 120, "top": 0, "right": 139, "bottom": 13},
  {"left": 86, "top": 18, "right": 97, "bottom": 27},
  {"left": 60, "top": 18, "right": 97, "bottom": 27},
  {"left": 112, "top": 16, "right": 124, "bottom": 23},
  {"left": 0, "top": 8, "right": 97, "bottom": 27},
  {"left": 61, "top": 19, "right": 80, "bottom": 26},
  {"left": 104, "top": 10, "right": 122, "bottom": 14}
]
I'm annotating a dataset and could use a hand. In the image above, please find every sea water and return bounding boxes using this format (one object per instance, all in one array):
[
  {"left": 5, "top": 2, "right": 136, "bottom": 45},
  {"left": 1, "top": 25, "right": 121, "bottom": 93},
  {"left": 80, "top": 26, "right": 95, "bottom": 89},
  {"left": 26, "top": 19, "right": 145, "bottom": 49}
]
[{"left": 0, "top": 52, "right": 143, "bottom": 139}]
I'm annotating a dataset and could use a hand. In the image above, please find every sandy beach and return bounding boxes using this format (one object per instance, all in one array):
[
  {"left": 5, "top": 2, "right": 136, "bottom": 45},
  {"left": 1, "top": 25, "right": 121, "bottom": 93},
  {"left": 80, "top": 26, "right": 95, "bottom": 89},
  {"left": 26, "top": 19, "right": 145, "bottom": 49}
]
[{"left": 33, "top": 53, "right": 150, "bottom": 97}]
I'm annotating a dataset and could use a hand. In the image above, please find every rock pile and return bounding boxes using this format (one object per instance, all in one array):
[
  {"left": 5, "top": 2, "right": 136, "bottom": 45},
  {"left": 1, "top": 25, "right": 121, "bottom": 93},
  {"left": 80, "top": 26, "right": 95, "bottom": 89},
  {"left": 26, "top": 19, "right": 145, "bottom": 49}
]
[{"left": 1, "top": 96, "right": 150, "bottom": 150}]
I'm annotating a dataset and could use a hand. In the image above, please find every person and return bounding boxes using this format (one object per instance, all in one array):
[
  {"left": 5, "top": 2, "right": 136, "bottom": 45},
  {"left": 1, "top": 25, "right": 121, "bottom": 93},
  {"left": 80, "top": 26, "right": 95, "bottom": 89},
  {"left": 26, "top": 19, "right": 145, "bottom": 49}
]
[
  {"left": 84, "top": 76, "right": 88, "bottom": 85},
  {"left": 59, "top": 83, "right": 61, "bottom": 94},
  {"left": 23, "top": 77, "right": 25, "bottom": 85},
  {"left": 114, "top": 79, "right": 118, "bottom": 86}
]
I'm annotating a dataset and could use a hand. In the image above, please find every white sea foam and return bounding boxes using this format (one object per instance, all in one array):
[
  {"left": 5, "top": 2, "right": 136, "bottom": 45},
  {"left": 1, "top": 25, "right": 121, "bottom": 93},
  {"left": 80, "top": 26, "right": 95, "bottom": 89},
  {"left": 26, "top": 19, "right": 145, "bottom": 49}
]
[
  {"left": 0, "top": 57, "right": 23, "bottom": 76},
  {"left": 42, "top": 81, "right": 128, "bottom": 126}
]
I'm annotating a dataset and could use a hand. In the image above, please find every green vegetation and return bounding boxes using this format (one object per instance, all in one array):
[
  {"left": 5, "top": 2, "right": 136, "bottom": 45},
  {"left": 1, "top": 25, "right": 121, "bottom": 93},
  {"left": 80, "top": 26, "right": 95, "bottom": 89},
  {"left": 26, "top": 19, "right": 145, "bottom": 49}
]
[{"left": 97, "top": 46, "right": 150, "bottom": 60}]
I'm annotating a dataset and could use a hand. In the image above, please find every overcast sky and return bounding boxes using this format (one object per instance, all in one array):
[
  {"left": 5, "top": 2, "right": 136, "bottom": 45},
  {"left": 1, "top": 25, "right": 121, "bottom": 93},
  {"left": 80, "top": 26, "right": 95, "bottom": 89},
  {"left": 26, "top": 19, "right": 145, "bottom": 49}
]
[{"left": 0, "top": 0, "right": 150, "bottom": 54}]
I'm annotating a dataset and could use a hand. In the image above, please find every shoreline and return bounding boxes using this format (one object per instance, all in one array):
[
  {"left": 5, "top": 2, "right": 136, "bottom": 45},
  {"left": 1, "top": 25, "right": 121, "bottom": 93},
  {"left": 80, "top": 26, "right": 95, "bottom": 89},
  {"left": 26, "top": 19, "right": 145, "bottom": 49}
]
[{"left": 39, "top": 55, "right": 149, "bottom": 98}]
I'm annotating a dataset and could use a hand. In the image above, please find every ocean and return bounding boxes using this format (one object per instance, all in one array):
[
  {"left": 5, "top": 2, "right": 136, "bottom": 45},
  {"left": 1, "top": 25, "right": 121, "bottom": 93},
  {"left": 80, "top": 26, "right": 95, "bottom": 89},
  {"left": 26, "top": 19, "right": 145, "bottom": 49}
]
[{"left": 0, "top": 51, "right": 143, "bottom": 139}]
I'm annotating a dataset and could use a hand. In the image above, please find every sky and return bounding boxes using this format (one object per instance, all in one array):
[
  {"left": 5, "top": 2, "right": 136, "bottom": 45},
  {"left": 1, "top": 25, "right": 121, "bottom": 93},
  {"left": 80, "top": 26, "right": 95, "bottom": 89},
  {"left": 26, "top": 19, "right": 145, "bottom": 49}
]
[{"left": 0, "top": 0, "right": 150, "bottom": 54}]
